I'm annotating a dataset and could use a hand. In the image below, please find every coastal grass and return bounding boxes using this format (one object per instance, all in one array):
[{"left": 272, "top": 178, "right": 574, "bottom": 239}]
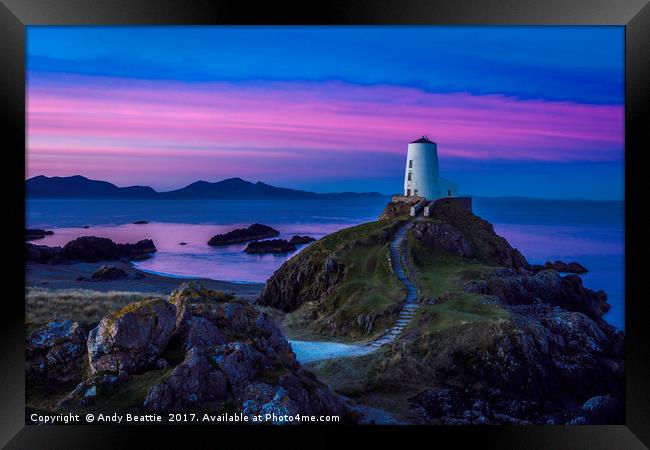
[
  {"left": 406, "top": 234, "right": 509, "bottom": 334},
  {"left": 284, "top": 236, "right": 404, "bottom": 341},
  {"left": 305, "top": 351, "right": 426, "bottom": 423},
  {"left": 26, "top": 287, "right": 165, "bottom": 331},
  {"left": 281, "top": 219, "right": 406, "bottom": 341}
]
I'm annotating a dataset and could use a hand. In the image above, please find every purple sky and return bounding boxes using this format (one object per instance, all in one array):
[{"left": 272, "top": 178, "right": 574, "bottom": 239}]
[{"left": 26, "top": 27, "right": 624, "bottom": 199}]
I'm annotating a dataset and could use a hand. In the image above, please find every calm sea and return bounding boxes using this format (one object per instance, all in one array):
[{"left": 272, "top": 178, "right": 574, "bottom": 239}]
[{"left": 26, "top": 197, "right": 624, "bottom": 329}]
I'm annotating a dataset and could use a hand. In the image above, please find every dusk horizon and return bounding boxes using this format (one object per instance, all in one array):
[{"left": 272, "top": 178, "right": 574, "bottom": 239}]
[
  {"left": 27, "top": 26, "right": 624, "bottom": 200},
  {"left": 25, "top": 172, "right": 625, "bottom": 201}
]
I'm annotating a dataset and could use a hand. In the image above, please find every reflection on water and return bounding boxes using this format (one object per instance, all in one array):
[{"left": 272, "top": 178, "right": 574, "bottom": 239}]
[
  {"left": 32, "top": 221, "right": 353, "bottom": 283},
  {"left": 27, "top": 197, "right": 624, "bottom": 329}
]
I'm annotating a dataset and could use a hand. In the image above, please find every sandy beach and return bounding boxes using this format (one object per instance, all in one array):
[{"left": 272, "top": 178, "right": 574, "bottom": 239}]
[{"left": 26, "top": 261, "right": 264, "bottom": 300}]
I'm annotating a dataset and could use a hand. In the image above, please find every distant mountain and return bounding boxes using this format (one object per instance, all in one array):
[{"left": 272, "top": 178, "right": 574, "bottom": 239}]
[
  {"left": 25, "top": 175, "right": 387, "bottom": 200},
  {"left": 26, "top": 175, "right": 157, "bottom": 198}
]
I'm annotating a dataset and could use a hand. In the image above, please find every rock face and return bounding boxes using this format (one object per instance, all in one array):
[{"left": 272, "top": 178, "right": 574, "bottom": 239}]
[
  {"left": 258, "top": 221, "right": 403, "bottom": 313},
  {"left": 428, "top": 198, "right": 530, "bottom": 271},
  {"left": 26, "top": 319, "right": 87, "bottom": 386},
  {"left": 466, "top": 269, "right": 609, "bottom": 321},
  {"left": 26, "top": 237, "right": 157, "bottom": 264},
  {"left": 404, "top": 299, "right": 624, "bottom": 424},
  {"left": 244, "top": 239, "right": 296, "bottom": 254},
  {"left": 90, "top": 265, "right": 129, "bottom": 281},
  {"left": 87, "top": 299, "right": 176, "bottom": 375},
  {"left": 289, "top": 235, "right": 316, "bottom": 245},
  {"left": 49, "top": 281, "right": 353, "bottom": 421},
  {"left": 143, "top": 347, "right": 228, "bottom": 412},
  {"left": 532, "top": 260, "right": 588, "bottom": 274},
  {"left": 208, "top": 223, "right": 279, "bottom": 246},
  {"left": 411, "top": 221, "right": 474, "bottom": 258},
  {"left": 25, "top": 228, "right": 54, "bottom": 241},
  {"left": 378, "top": 195, "right": 425, "bottom": 220}
]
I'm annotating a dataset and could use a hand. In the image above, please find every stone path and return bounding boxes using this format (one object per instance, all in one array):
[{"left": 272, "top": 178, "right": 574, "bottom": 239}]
[{"left": 370, "top": 220, "right": 419, "bottom": 347}]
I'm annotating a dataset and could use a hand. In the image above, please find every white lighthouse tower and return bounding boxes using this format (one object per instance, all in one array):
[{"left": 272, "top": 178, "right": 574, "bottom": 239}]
[{"left": 403, "top": 136, "right": 458, "bottom": 200}]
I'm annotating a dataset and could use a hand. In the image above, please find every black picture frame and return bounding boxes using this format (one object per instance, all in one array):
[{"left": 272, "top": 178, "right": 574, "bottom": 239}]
[{"left": 1, "top": 0, "right": 648, "bottom": 447}]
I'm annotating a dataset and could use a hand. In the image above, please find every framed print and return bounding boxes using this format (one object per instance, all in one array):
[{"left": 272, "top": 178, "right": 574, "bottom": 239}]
[{"left": 1, "top": 0, "right": 648, "bottom": 448}]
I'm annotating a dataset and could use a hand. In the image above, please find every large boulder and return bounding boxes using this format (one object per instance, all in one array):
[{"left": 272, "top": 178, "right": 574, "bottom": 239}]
[
  {"left": 52, "top": 281, "right": 354, "bottom": 421},
  {"left": 26, "top": 319, "right": 87, "bottom": 386},
  {"left": 90, "top": 265, "right": 129, "bottom": 281},
  {"left": 143, "top": 347, "right": 228, "bottom": 412},
  {"left": 87, "top": 299, "right": 176, "bottom": 375}
]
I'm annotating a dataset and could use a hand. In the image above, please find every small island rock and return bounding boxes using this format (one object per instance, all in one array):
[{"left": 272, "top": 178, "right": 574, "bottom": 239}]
[
  {"left": 244, "top": 239, "right": 296, "bottom": 254},
  {"left": 289, "top": 235, "right": 316, "bottom": 245},
  {"left": 208, "top": 223, "right": 279, "bottom": 246},
  {"left": 25, "top": 228, "right": 54, "bottom": 241}
]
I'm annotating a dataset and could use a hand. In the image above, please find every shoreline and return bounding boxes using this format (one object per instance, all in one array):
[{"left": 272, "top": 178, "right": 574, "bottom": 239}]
[{"left": 26, "top": 261, "right": 264, "bottom": 301}]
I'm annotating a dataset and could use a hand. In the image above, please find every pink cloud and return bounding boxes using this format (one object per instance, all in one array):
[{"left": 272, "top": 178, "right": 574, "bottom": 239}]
[{"left": 27, "top": 74, "right": 623, "bottom": 187}]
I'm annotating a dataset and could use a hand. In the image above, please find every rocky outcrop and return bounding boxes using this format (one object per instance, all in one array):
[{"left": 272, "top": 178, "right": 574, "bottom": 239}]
[
  {"left": 403, "top": 301, "right": 624, "bottom": 424},
  {"left": 26, "top": 236, "right": 156, "bottom": 264},
  {"left": 90, "top": 265, "right": 129, "bottom": 281},
  {"left": 465, "top": 269, "right": 609, "bottom": 322},
  {"left": 143, "top": 347, "right": 228, "bottom": 412},
  {"left": 378, "top": 196, "right": 426, "bottom": 220},
  {"left": 49, "top": 281, "right": 353, "bottom": 421},
  {"left": 25, "top": 228, "right": 53, "bottom": 241},
  {"left": 258, "top": 252, "right": 345, "bottom": 313},
  {"left": 532, "top": 260, "right": 588, "bottom": 274},
  {"left": 289, "top": 235, "right": 316, "bottom": 245},
  {"left": 26, "top": 319, "right": 87, "bottom": 386},
  {"left": 258, "top": 221, "right": 403, "bottom": 313},
  {"left": 208, "top": 223, "right": 279, "bottom": 246},
  {"left": 411, "top": 221, "right": 474, "bottom": 258},
  {"left": 87, "top": 299, "right": 176, "bottom": 375},
  {"left": 244, "top": 239, "right": 296, "bottom": 254},
  {"left": 133, "top": 220, "right": 148, "bottom": 224},
  {"left": 427, "top": 198, "right": 530, "bottom": 271}
]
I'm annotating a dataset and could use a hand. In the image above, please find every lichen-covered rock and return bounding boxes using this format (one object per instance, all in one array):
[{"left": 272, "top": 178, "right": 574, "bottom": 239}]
[
  {"left": 87, "top": 299, "right": 176, "bottom": 375},
  {"left": 26, "top": 319, "right": 87, "bottom": 386},
  {"left": 143, "top": 347, "right": 227, "bottom": 412},
  {"left": 398, "top": 301, "right": 624, "bottom": 424},
  {"left": 50, "top": 281, "right": 353, "bottom": 421},
  {"left": 241, "top": 383, "right": 300, "bottom": 422}
]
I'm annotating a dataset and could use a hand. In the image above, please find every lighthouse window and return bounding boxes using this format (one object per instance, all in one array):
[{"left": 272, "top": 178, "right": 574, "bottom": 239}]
[
  {"left": 408, "top": 160, "right": 413, "bottom": 168},
  {"left": 414, "top": 189, "right": 419, "bottom": 196},
  {"left": 407, "top": 172, "right": 412, "bottom": 181}
]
